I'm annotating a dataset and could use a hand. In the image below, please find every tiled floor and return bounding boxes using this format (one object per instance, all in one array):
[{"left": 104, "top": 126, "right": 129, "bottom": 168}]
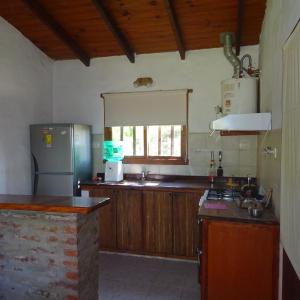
[{"left": 99, "top": 252, "right": 201, "bottom": 300}]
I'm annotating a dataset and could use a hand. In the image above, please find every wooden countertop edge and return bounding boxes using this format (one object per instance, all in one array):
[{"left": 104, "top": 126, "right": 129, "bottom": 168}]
[
  {"left": 198, "top": 213, "right": 279, "bottom": 226},
  {"left": 0, "top": 199, "right": 110, "bottom": 215},
  {"left": 80, "top": 183, "right": 206, "bottom": 193}
]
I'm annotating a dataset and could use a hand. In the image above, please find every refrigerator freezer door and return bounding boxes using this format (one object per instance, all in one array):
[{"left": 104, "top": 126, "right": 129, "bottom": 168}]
[
  {"left": 36, "top": 174, "right": 74, "bottom": 196},
  {"left": 30, "top": 125, "right": 73, "bottom": 173}
]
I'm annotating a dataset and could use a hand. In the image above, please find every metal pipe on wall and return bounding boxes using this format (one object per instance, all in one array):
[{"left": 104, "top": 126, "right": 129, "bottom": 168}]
[{"left": 220, "top": 32, "right": 241, "bottom": 78}]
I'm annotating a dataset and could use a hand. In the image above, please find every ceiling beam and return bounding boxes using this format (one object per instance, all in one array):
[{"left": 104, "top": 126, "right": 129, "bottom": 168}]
[
  {"left": 21, "top": 0, "right": 90, "bottom": 66},
  {"left": 164, "top": 0, "right": 185, "bottom": 60},
  {"left": 235, "top": 0, "right": 244, "bottom": 56},
  {"left": 92, "top": 0, "right": 135, "bottom": 63}
]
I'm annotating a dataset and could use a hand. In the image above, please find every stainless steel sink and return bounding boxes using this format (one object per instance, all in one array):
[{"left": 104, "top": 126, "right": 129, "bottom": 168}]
[
  {"left": 121, "top": 180, "right": 141, "bottom": 186},
  {"left": 122, "top": 180, "right": 160, "bottom": 187},
  {"left": 141, "top": 181, "right": 160, "bottom": 187},
  {"left": 94, "top": 180, "right": 161, "bottom": 187}
]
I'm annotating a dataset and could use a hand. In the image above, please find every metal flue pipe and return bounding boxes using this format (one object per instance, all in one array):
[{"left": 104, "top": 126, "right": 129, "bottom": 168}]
[{"left": 220, "top": 32, "right": 241, "bottom": 78}]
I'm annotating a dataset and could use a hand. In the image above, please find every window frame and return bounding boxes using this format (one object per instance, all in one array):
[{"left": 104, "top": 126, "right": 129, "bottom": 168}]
[{"left": 104, "top": 125, "right": 188, "bottom": 165}]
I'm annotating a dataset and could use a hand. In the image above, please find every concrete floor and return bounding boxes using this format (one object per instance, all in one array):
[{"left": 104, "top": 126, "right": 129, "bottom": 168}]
[{"left": 99, "top": 252, "right": 200, "bottom": 300}]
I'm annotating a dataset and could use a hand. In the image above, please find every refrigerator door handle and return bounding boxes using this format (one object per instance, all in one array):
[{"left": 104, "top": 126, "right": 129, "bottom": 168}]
[{"left": 31, "top": 153, "right": 39, "bottom": 195}]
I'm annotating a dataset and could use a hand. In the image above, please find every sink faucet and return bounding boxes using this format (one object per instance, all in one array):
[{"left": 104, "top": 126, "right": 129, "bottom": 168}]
[{"left": 141, "top": 170, "right": 150, "bottom": 181}]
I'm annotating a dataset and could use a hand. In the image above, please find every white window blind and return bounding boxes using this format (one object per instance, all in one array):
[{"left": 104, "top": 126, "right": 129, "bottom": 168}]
[
  {"left": 103, "top": 90, "right": 188, "bottom": 127},
  {"left": 281, "top": 21, "right": 300, "bottom": 278}
]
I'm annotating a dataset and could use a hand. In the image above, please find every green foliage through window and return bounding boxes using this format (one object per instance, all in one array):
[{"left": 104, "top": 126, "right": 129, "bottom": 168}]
[{"left": 111, "top": 125, "right": 182, "bottom": 158}]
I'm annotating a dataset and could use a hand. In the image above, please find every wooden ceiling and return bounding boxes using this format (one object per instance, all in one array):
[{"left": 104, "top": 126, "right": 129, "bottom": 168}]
[{"left": 0, "top": 0, "right": 266, "bottom": 66}]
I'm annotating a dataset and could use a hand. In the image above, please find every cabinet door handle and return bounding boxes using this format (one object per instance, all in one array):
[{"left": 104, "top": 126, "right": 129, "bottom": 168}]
[
  {"left": 196, "top": 248, "right": 203, "bottom": 265},
  {"left": 196, "top": 248, "right": 203, "bottom": 256}
]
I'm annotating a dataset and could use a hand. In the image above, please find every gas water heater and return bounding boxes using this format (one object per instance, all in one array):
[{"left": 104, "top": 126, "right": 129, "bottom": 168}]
[{"left": 221, "top": 77, "right": 258, "bottom": 116}]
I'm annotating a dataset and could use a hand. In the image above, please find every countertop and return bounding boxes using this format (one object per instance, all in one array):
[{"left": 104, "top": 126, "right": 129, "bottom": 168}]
[
  {"left": 81, "top": 179, "right": 229, "bottom": 192},
  {"left": 198, "top": 200, "right": 279, "bottom": 225},
  {"left": 81, "top": 178, "right": 278, "bottom": 224},
  {"left": 0, "top": 194, "right": 109, "bottom": 214}
]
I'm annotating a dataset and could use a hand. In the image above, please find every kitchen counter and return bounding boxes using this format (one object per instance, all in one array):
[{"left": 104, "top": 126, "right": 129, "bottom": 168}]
[
  {"left": 81, "top": 179, "right": 231, "bottom": 193},
  {"left": 0, "top": 194, "right": 109, "bottom": 300},
  {"left": 83, "top": 178, "right": 210, "bottom": 259},
  {"left": 198, "top": 199, "right": 278, "bottom": 225},
  {"left": 0, "top": 194, "right": 109, "bottom": 214},
  {"left": 199, "top": 200, "right": 279, "bottom": 300}
]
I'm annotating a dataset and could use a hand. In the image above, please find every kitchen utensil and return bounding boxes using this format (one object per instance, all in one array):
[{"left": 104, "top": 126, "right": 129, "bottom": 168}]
[
  {"left": 264, "top": 188, "right": 272, "bottom": 208},
  {"left": 226, "top": 177, "right": 239, "bottom": 189},
  {"left": 247, "top": 201, "right": 263, "bottom": 217},
  {"left": 240, "top": 198, "right": 255, "bottom": 208},
  {"left": 208, "top": 151, "right": 216, "bottom": 183},
  {"left": 211, "top": 151, "right": 215, "bottom": 165},
  {"left": 241, "top": 175, "right": 258, "bottom": 198},
  {"left": 217, "top": 151, "right": 223, "bottom": 176},
  {"left": 248, "top": 206, "right": 264, "bottom": 217}
]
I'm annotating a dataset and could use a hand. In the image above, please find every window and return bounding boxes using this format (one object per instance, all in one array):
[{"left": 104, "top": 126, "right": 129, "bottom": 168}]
[
  {"left": 105, "top": 125, "right": 187, "bottom": 164},
  {"left": 112, "top": 126, "right": 144, "bottom": 156},
  {"left": 102, "top": 89, "right": 190, "bottom": 164}
]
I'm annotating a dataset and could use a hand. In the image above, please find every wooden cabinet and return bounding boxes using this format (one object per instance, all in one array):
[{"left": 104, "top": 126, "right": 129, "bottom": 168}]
[
  {"left": 86, "top": 186, "right": 202, "bottom": 259},
  {"left": 89, "top": 188, "right": 117, "bottom": 250},
  {"left": 200, "top": 219, "right": 279, "bottom": 300},
  {"left": 143, "top": 190, "right": 173, "bottom": 255},
  {"left": 116, "top": 189, "right": 143, "bottom": 251},
  {"left": 89, "top": 188, "right": 143, "bottom": 252},
  {"left": 173, "top": 192, "right": 202, "bottom": 258}
]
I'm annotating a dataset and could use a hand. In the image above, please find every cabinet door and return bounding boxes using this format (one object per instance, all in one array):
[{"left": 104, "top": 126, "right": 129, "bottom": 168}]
[
  {"left": 116, "top": 190, "right": 143, "bottom": 251},
  {"left": 143, "top": 190, "right": 173, "bottom": 255},
  {"left": 89, "top": 188, "right": 116, "bottom": 250},
  {"left": 172, "top": 192, "right": 202, "bottom": 258},
  {"left": 202, "top": 220, "right": 279, "bottom": 300}
]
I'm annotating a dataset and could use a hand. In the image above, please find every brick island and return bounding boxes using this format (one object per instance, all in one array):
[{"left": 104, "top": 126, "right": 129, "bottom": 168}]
[{"left": 0, "top": 194, "right": 109, "bottom": 300}]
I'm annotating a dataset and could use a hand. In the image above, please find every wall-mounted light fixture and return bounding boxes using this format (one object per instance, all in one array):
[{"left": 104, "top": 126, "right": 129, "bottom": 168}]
[{"left": 133, "top": 77, "right": 153, "bottom": 88}]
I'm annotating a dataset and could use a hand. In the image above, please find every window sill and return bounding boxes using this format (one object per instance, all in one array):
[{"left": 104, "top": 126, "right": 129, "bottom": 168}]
[{"left": 122, "top": 157, "right": 189, "bottom": 165}]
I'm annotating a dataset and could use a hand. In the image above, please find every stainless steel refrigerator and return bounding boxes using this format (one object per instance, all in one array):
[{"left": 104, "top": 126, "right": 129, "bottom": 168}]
[{"left": 30, "top": 124, "right": 92, "bottom": 196}]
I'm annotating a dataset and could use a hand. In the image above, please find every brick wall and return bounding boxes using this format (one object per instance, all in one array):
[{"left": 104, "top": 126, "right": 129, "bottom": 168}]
[{"left": 0, "top": 210, "right": 99, "bottom": 300}]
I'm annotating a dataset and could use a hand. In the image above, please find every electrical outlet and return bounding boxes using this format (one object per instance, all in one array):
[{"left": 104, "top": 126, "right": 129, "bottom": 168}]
[{"left": 263, "top": 146, "right": 277, "bottom": 159}]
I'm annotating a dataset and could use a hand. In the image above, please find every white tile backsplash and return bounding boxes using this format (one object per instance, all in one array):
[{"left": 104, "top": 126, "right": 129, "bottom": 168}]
[
  {"left": 206, "top": 134, "right": 222, "bottom": 150},
  {"left": 223, "top": 166, "right": 240, "bottom": 177},
  {"left": 222, "top": 150, "right": 240, "bottom": 166},
  {"left": 239, "top": 150, "right": 258, "bottom": 167},
  {"left": 239, "top": 166, "right": 257, "bottom": 178},
  {"left": 221, "top": 136, "right": 240, "bottom": 150},
  {"left": 92, "top": 133, "right": 258, "bottom": 177},
  {"left": 239, "top": 135, "right": 258, "bottom": 151}
]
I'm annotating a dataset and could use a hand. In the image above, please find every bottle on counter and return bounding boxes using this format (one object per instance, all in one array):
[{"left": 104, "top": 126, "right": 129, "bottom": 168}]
[{"left": 208, "top": 151, "right": 216, "bottom": 184}]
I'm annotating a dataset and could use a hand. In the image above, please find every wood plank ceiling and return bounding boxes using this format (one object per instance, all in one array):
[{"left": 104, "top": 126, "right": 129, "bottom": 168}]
[{"left": 0, "top": 0, "right": 266, "bottom": 66}]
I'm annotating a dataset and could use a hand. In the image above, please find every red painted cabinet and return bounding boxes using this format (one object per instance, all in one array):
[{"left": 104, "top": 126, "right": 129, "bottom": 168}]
[{"left": 200, "top": 219, "right": 279, "bottom": 300}]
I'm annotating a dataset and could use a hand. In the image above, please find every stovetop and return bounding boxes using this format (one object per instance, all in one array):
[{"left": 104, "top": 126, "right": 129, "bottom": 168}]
[{"left": 206, "top": 188, "right": 241, "bottom": 201}]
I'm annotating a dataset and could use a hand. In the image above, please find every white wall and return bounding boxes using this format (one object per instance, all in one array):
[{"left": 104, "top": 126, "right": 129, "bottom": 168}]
[
  {"left": 258, "top": 0, "right": 300, "bottom": 222},
  {"left": 53, "top": 45, "right": 259, "bottom": 177},
  {"left": 258, "top": 0, "right": 300, "bottom": 295},
  {"left": 0, "top": 15, "right": 260, "bottom": 193},
  {"left": 53, "top": 46, "right": 259, "bottom": 134},
  {"left": 259, "top": 0, "right": 300, "bottom": 129},
  {"left": 0, "top": 18, "right": 53, "bottom": 194}
]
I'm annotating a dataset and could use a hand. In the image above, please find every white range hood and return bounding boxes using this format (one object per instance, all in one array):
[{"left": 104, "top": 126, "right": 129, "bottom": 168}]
[{"left": 210, "top": 113, "right": 272, "bottom": 131}]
